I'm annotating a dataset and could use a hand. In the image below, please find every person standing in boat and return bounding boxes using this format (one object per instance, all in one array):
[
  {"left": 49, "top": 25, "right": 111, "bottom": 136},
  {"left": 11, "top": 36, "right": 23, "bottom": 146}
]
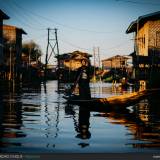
[{"left": 76, "top": 59, "right": 91, "bottom": 100}]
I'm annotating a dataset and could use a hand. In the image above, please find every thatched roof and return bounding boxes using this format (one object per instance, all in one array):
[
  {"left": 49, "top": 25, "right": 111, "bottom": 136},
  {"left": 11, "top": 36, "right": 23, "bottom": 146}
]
[{"left": 57, "top": 50, "right": 92, "bottom": 60}]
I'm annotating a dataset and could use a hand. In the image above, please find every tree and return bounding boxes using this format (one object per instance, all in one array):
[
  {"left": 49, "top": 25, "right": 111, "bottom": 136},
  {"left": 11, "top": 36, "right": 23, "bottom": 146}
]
[{"left": 22, "top": 40, "right": 42, "bottom": 61}]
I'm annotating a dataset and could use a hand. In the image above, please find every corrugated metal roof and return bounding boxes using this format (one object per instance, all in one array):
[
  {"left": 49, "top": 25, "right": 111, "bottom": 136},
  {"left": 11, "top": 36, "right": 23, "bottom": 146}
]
[{"left": 126, "top": 11, "right": 160, "bottom": 34}]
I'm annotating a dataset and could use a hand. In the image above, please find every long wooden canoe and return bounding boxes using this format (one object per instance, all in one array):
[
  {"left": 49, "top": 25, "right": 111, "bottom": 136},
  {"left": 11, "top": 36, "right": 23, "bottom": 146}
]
[{"left": 66, "top": 89, "right": 160, "bottom": 109}]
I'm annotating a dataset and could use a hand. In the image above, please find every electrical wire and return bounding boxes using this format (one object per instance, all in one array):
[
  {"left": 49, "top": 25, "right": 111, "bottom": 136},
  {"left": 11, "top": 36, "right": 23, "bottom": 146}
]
[
  {"left": 115, "top": 0, "right": 160, "bottom": 5},
  {"left": 1, "top": 0, "right": 46, "bottom": 30},
  {"left": 9, "top": 0, "right": 121, "bottom": 34},
  {"left": 59, "top": 37, "right": 132, "bottom": 57},
  {"left": 1, "top": 2, "right": 44, "bottom": 31},
  {"left": 9, "top": 1, "right": 46, "bottom": 28},
  {"left": 1, "top": 0, "right": 134, "bottom": 60},
  {"left": 59, "top": 39, "right": 92, "bottom": 52}
]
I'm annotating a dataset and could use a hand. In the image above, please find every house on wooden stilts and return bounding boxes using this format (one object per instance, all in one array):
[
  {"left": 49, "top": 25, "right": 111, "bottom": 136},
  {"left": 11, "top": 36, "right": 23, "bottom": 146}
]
[{"left": 126, "top": 11, "right": 160, "bottom": 88}]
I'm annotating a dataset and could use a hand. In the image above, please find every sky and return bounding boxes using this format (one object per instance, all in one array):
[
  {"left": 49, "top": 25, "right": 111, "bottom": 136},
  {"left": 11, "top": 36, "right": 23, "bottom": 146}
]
[{"left": 0, "top": 0, "right": 160, "bottom": 65}]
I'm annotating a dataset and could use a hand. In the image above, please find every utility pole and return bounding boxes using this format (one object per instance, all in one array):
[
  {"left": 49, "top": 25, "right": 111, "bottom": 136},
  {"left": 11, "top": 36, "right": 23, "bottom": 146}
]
[
  {"left": 45, "top": 28, "right": 60, "bottom": 80},
  {"left": 97, "top": 47, "right": 101, "bottom": 68},
  {"left": 93, "top": 47, "right": 101, "bottom": 81},
  {"left": 45, "top": 28, "right": 50, "bottom": 79},
  {"left": 55, "top": 28, "right": 60, "bottom": 81},
  {"left": 97, "top": 47, "right": 102, "bottom": 82}
]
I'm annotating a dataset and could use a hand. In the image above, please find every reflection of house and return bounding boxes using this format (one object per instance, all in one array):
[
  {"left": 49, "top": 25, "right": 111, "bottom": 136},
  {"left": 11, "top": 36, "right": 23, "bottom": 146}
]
[
  {"left": 58, "top": 50, "right": 92, "bottom": 82},
  {"left": 102, "top": 55, "right": 131, "bottom": 70},
  {"left": 137, "top": 100, "right": 150, "bottom": 123},
  {"left": 3, "top": 25, "right": 27, "bottom": 80},
  {"left": 126, "top": 11, "right": 160, "bottom": 86},
  {"left": 105, "top": 108, "right": 160, "bottom": 148},
  {"left": 59, "top": 50, "right": 92, "bottom": 71},
  {"left": 0, "top": 10, "right": 9, "bottom": 66}
]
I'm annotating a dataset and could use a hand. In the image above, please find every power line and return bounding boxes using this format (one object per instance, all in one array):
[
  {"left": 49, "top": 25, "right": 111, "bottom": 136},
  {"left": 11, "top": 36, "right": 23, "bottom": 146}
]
[
  {"left": 103, "top": 40, "right": 130, "bottom": 51},
  {"left": 115, "top": 0, "right": 160, "bottom": 5},
  {"left": 24, "top": 33, "right": 47, "bottom": 42},
  {"left": 9, "top": 0, "right": 121, "bottom": 34},
  {"left": 1, "top": 1, "right": 45, "bottom": 31},
  {"left": 9, "top": 1, "right": 46, "bottom": 28},
  {"left": 59, "top": 37, "right": 131, "bottom": 54},
  {"left": 59, "top": 39, "right": 92, "bottom": 52},
  {"left": 1, "top": 0, "right": 133, "bottom": 56}
]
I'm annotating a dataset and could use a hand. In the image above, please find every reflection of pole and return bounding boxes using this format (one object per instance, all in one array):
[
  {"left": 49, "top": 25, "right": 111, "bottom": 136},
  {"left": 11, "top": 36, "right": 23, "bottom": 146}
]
[
  {"left": 9, "top": 45, "right": 15, "bottom": 92},
  {"left": 28, "top": 46, "right": 31, "bottom": 81},
  {"left": 29, "top": 46, "right": 31, "bottom": 67},
  {"left": 55, "top": 96, "right": 60, "bottom": 138}
]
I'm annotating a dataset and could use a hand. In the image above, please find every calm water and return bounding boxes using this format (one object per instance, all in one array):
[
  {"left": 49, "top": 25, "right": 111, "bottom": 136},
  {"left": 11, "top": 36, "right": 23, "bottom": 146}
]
[{"left": 0, "top": 81, "right": 160, "bottom": 153}]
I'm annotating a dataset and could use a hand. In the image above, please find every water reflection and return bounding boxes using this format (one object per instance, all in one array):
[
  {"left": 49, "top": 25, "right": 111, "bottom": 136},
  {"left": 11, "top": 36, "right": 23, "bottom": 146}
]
[
  {"left": 41, "top": 81, "right": 60, "bottom": 141},
  {"left": 0, "top": 81, "right": 159, "bottom": 153},
  {"left": 0, "top": 81, "right": 42, "bottom": 152},
  {"left": 0, "top": 92, "right": 25, "bottom": 150},
  {"left": 65, "top": 82, "right": 160, "bottom": 150},
  {"left": 65, "top": 104, "right": 91, "bottom": 148},
  {"left": 90, "top": 82, "right": 134, "bottom": 98},
  {"left": 76, "top": 107, "right": 91, "bottom": 140},
  {"left": 100, "top": 95, "right": 160, "bottom": 149}
]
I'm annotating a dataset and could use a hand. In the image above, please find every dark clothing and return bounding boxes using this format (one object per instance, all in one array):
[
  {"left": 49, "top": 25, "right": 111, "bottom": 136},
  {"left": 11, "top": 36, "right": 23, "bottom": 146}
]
[{"left": 76, "top": 66, "right": 91, "bottom": 100}]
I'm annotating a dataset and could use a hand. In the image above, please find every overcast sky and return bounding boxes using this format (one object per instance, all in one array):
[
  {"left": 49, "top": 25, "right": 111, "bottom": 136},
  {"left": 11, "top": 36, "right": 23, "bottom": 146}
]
[{"left": 0, "top": 0, "right": 160, "bottom": 64}]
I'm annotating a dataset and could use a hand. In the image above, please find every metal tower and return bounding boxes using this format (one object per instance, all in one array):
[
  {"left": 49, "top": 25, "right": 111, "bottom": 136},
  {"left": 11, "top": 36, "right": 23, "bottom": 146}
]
[
  {"left": 45, "top": 28, "right": 60, "bottom": 79},
  {"left": 93, "top": 47, "right": 101, "bottom": 81}
]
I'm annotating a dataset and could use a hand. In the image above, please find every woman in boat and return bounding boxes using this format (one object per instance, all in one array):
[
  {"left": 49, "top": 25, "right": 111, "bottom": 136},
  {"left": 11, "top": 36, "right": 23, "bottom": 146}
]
[{"left": 76, "top": 59, "right": 91, "bottom": 100}]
